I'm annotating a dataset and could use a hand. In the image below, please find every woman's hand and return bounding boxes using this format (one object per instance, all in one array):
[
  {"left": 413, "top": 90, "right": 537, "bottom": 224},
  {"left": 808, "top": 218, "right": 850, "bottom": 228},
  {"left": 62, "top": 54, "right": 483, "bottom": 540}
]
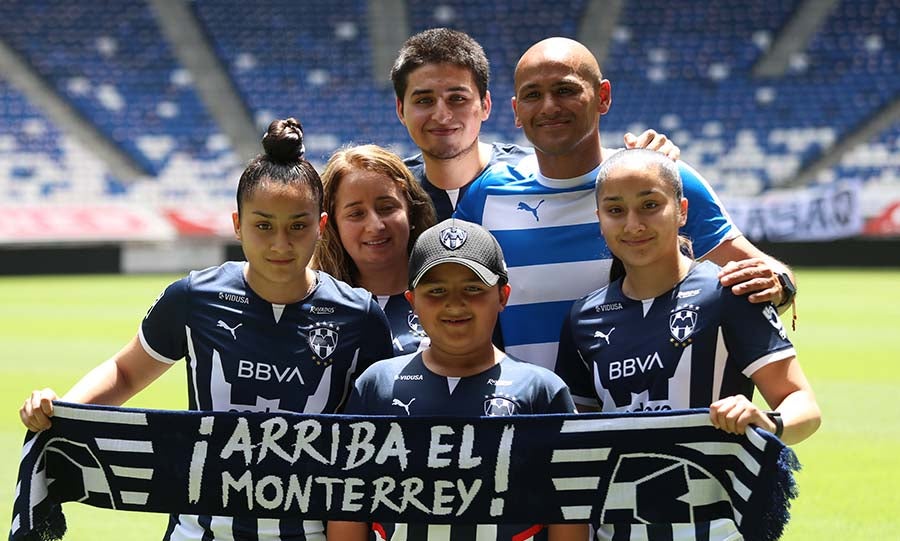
[
  {"left": 709, "top": 394, "right": 777, "bottom": 436},
  {"left": 20, "top": 388, "right": 59, "bottom": 432}
]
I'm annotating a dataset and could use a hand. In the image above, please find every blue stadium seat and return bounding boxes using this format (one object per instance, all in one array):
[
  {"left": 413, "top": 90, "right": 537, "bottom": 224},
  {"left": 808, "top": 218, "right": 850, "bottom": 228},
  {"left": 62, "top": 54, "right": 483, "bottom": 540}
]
[
  {"left": 0, "top": 0, "right": 896, "bottom": 207},
  {"left": 0, "top": 0, "right": 235, "bottom": 187},
  {"left": 0, "top": 79, "right": 118, "bottom": 202}
]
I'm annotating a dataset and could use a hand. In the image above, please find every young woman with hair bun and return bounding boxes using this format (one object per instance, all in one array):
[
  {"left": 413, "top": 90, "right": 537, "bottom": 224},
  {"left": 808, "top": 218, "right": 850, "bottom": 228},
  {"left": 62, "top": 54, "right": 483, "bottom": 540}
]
[{"left": 19, "top": 118, "right": 393, "bottom": 541}]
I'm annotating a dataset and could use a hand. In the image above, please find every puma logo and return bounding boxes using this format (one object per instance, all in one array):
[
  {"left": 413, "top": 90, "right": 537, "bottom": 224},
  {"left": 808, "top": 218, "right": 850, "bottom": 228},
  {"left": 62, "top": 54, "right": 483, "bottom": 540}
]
[
  {"left": 391, "top": 397, "right": 416, "bottom": 415},
  {"left": 594, "top": 327, "right": 615, "bottom": 345},
  {"left": 517, "top": 199, "right": 546, "bottom": 221},
  {"left": 217, "top": 320, "right": 243, "bottom": 340}
]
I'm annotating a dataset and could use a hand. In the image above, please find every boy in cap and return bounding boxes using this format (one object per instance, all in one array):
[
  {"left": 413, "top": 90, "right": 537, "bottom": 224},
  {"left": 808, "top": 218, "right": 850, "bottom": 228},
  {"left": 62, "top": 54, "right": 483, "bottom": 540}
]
[{"left": 327, "top": 218, "right": 586, "bottom": 541}]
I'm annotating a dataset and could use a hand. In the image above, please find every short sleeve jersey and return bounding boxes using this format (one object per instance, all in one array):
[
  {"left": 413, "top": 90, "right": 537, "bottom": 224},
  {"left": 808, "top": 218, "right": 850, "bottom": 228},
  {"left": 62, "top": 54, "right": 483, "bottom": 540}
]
[
  {"left": 454, "top": 158, "right": 738, "bottom": 369},
  {"left": 555, "top": 261, "right": 794, "bottom": 540},
  {"left": 345, "top": 352, "right": 576, "bottom": 540},
  {"left": 406, "top": 142, "right": 533, "bottom": 221},
  {"left": 556, "top": 261, "right": 795, "bottom": 411},
  {"left": 139, "top": 261, "right": 393, "bottom": 541},
  {"left": 375, "top": 293, "right": 428, "bottom": 356}
]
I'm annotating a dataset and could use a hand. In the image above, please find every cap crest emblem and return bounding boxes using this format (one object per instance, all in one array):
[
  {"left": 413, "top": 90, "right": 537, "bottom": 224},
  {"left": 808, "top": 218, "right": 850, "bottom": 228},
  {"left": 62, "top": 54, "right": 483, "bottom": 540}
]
[{"left": 439, "top": 226, "right": 467, "bottom": 250}]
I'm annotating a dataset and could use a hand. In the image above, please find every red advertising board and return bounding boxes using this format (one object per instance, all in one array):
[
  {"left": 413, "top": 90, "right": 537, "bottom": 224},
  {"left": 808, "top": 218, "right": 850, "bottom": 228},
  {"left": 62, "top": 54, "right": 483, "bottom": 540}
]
[{"left": 0, "top": 205, "right": 176, "bottom": 244}]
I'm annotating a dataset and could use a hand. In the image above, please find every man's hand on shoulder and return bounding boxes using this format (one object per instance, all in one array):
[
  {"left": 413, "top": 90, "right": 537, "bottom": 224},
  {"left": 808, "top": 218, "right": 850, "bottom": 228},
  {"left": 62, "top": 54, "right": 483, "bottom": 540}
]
[
  {"left": 718, "top": 257, "right": 797, "bottom": 314},
  {"left": 624, "top": 129, "right": 680, "bottom": 161},
  {"left": 717, "top": 258, "right": 783, "bottom": 304},
  {"left": 706, "top": 236, "right": 796, "bottom": 312}
]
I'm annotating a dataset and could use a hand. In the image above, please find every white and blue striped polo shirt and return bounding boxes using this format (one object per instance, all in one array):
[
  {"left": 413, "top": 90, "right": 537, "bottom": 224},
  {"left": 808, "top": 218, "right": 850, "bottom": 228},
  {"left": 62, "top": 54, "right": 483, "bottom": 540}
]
[{"left": 455, "top": 156, "right": 737, "bottom": 370}]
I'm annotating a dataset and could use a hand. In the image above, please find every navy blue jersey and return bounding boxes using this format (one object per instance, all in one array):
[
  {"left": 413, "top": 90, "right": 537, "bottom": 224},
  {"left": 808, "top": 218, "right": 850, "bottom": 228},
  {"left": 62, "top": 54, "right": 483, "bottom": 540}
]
[
  {"left": 346, "top": 352, "right": 576, "bottom": 540},
  {"left": 556, "top": 261, "right": 794, "bottom": 541},
  {"left": 406, "top": 142, "right": 533, "bottom": 221},
  {"left": 375, "top": 293, "right": 427, "bottom": 356},
  {"left": 556, "top": 261, "right": 794, "bottom": 412},
  {"left": 139, "top": 261, "right": 393, "bottom": 541}
]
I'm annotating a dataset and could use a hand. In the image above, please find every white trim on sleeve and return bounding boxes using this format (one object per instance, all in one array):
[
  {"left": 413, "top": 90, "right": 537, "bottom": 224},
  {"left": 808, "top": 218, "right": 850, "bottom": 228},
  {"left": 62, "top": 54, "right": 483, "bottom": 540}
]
[
  {"left": 742, "top": 347, "right": 796, "bottom": 377},
  {"left": 138, "top": 326, "right": 180, "bottom": 365}
]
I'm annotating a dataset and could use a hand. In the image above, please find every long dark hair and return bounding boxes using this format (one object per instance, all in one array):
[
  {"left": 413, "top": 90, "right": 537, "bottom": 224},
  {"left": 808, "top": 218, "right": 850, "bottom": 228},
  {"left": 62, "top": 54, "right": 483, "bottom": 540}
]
[{"left": 236, "top": 118, "right": 323, "bottom": 216}]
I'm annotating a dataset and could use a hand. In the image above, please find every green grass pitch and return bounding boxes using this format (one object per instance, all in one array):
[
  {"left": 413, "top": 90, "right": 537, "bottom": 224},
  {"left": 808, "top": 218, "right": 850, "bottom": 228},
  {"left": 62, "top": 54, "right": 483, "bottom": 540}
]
[{"left": 2, "top": 269, "right": 899, "bottom": 540}]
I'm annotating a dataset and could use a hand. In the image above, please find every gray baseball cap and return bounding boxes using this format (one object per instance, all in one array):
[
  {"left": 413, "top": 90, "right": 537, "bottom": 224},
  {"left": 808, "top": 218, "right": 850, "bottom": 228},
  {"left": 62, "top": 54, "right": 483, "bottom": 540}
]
[{"left": 408, "top": 218, "right": 509, "bottom": 289}]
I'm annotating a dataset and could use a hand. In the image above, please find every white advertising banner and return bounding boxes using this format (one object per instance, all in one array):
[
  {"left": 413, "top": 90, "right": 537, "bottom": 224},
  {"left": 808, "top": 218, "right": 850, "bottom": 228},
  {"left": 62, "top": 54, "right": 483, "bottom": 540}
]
[{"left": 722, "top": 183, "right": 862, "bottom": 242}]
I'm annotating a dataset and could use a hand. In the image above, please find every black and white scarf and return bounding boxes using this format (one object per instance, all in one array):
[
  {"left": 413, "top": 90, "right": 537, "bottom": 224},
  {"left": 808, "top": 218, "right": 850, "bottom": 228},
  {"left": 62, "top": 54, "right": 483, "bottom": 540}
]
[{"left": 9, "top": 403, "right": 800, "bottom": 541}]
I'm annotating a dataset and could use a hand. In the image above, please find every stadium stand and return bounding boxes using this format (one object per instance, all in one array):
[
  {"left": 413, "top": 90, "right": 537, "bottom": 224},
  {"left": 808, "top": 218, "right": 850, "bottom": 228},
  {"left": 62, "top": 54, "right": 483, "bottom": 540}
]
[
  {"left": 0, "top": 0, "right": 897, "bottom": 248},
  {"left": 0, "top": 0, "right": 237, "bottom": 196},
  {"left": 605, "top": 0, "right": 899, "bottom": 195},
  {"left": 191, "top": 0, "right": 403, "bottom": 164},
  {"left": 0, "top": 79, "right": 114, "bottom": 203},
  {"left": 406, "top": 0, "right": 589, "bottom": 144}
]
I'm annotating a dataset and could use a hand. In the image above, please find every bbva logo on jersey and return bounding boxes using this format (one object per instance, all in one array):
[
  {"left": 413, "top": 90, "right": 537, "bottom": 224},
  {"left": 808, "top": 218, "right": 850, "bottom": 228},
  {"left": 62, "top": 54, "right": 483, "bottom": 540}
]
[{"left": 308, "top": 325, "right": 339, "bottom": 360}]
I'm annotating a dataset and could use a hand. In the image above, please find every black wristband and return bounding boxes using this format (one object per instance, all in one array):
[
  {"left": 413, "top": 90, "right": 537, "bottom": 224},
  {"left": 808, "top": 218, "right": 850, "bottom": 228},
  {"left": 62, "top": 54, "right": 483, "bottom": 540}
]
[
  {"left": 765, "top": 411, "right": 784, "bottom": 438},
  {"left": 775, "top": 272, "right": 797, "bottom": 309}
]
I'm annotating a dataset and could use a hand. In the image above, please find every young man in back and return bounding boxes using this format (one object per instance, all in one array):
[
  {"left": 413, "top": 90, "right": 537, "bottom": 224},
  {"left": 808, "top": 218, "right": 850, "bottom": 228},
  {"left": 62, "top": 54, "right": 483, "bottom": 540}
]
[{"left": 392, "top": 28, "right": 677, "bottom": 221}]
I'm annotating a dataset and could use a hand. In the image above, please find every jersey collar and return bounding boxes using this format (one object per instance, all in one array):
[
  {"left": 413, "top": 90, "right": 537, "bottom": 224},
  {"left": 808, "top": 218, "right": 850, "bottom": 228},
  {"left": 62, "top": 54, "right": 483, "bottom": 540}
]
[{"left": 534, "top": 162, "right": 601, "bottom": 190}]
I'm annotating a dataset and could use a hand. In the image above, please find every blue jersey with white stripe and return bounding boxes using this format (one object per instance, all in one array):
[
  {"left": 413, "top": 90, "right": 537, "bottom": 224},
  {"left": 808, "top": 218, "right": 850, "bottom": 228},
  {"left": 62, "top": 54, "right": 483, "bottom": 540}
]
[
  {"left": 140, "top": 261, "right": 393, "bottom": 541},
  {"left": 454, "top": 158, "right": 737, "bottom": 370},
  {"left": 406, "top": 142, "right": 533, "bottom": 221},
  {"left": 346, "top": 352, "right": 576, "bottom": 540},
  {"left": 556, "top": 261, "right": 795, "bottom": 541}
]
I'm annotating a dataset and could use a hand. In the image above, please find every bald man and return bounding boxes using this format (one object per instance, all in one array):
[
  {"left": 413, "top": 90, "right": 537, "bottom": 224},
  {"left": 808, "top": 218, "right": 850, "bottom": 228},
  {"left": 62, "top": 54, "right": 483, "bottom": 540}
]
[
  {"left": 392, "top": 28, "right": 680, "bottom": 221},
  {"left": 455, "top": 37, "right": 796, "bottom": 368}
]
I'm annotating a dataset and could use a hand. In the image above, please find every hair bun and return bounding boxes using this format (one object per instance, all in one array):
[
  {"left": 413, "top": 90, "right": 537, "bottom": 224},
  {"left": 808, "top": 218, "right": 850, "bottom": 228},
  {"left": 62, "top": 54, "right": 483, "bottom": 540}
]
[{"left": 262, "top": 117, "right": 306, "bottom": 162}]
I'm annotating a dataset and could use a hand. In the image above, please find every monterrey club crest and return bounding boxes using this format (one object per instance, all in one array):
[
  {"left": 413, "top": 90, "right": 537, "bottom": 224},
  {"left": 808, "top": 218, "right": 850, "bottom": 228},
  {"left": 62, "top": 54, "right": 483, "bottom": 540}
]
[
  {"left": 484, "top": 396, "right": 517, "bottom": 416},
  {"left": 308, "top": 325, "right": 339, "bottom": 360},
  {"left": 440, "top": 226, "right": 467, "bottom": 250},
  {"left": 669, "top": 305, "right": 698, "bottom": 346},
  {"left": 407, "top": 311, "right": 427, "bottom": 337}
]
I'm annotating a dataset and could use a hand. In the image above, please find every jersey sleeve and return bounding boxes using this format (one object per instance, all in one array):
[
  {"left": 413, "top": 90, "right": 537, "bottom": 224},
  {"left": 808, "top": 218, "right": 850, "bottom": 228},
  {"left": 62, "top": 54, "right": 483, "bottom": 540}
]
[
  {"left": 678, "top": 161, "right": 739, "bottom": 258},
  {"left": 356, "top": 297, "right": 394, "bottom": 373},
  {"left": 343, "top": 372, "right": 370, "bottom": 414},
  {"left": 547, "top": 382, "right": 578, "bottom": 414},
  {"left": 555, "top": 309, "right": 600, "bottom": 409},
  {"left": 138, "top": 277, "right": 190, "bottom": 364},
  {"left": 721, "top": 290, "right": 796, "bottom": 377}
]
